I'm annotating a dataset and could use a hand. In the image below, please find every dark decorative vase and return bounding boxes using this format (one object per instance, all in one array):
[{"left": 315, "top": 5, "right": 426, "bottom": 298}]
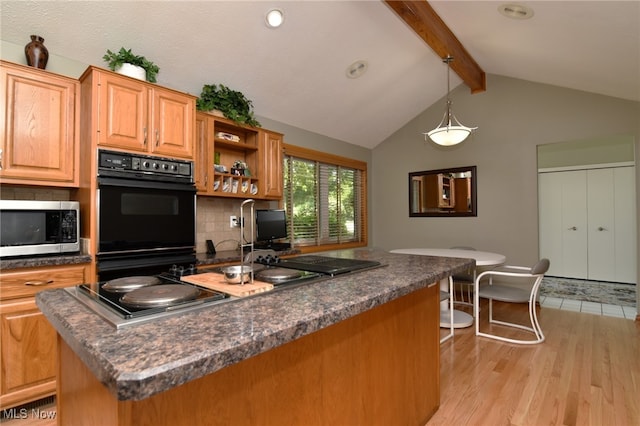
[{"left": 25, "top": 35, "right": 49, "bottom": 69}]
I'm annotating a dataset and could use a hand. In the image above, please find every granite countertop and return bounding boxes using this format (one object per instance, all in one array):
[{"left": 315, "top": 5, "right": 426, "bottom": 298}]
[
  {"left": 36, "top": 249, "right": 474, "bottom": 402},
  {"left": 0, "top": 253, "right": 92, "bottom": 271}
]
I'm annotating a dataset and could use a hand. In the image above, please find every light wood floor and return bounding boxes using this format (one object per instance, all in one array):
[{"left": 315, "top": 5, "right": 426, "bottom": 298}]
[
  {"left": 430, "top": 301, "right": 640, "bottom": 426},
  {"left": 2, "top": 302, "right": 638, "bottom": 426}
]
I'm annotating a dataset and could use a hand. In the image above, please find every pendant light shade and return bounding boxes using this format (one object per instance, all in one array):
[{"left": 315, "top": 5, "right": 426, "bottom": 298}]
[{"left": 424, "top": 56, "right": 477, "bottom": 146}]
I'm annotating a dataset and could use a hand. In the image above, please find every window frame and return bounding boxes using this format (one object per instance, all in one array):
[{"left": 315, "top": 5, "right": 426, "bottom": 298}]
[{"left": 282, "top": 144, "right": 368, "bottom": 253}]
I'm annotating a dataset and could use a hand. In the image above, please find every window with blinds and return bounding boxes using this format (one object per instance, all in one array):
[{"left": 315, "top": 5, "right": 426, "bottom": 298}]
[{"left": 283, "top": 145, "right": 367, "bottom": 249}]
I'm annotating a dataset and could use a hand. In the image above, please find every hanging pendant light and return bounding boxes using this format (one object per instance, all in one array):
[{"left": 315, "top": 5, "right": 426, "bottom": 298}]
[{"left": 424, "top": 56, "right": 477, "bottom": 146}]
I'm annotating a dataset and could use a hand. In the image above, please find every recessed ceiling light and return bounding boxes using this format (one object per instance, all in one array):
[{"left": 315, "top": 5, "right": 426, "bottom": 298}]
[
  {"left": 346, "top": 60, "right": 368, "bottom": 79},
  {"left": 265, "top": 8, "right": 284, "bottom": 28},
  {"left": 498, "top": 3, "right": 534, "bottom": 20}
]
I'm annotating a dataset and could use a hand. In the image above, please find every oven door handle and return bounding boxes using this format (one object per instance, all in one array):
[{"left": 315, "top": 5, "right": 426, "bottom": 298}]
[{"left": 97, "top": 177, "right": 196, "bottom": 192}]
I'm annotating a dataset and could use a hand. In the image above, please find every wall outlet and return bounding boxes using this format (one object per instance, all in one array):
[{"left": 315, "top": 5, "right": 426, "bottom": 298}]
[{"left": 230, "top": 215, "right": 238, "bottom": 228}]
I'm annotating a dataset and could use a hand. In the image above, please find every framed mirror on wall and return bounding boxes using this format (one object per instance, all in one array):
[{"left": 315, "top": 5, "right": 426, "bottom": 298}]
[{"left": 409, "top": 166, "right": 477, "bottom": 217}]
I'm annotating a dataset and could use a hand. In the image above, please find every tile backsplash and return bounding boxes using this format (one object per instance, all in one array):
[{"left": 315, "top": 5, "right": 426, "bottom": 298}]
[{"left": 196, "top": 197, "right": 273, "bottom": 254}]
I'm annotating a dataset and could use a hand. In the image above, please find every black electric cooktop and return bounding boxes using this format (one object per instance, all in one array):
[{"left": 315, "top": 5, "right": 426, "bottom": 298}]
[{"left": 276, "top": 255, "right": 382, "bottom": 276}]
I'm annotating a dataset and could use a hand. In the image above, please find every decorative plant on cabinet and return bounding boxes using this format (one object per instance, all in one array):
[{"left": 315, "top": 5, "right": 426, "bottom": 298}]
[{"left": 102, "top": 47, "right": 160, "bottom": 83}]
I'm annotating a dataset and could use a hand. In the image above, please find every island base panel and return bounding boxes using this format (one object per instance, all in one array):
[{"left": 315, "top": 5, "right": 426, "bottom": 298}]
[{"left": 58, "top": 283, "right": 440, "bottom": 425}]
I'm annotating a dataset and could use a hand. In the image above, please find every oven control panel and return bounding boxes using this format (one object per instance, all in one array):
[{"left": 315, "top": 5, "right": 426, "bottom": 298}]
[{"left": 98, "top": 150, "right": 193, "bottom": 181}]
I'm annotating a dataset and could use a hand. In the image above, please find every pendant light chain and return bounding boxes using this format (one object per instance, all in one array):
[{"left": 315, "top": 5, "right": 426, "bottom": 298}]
[{"left": 445, "top": 55, "right": 453, "bottom": 131}]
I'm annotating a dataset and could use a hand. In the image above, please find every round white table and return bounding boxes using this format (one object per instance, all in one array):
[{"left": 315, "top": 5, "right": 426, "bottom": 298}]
[{"left": 390, "top": 248, "right": 506, "bottom": 328}]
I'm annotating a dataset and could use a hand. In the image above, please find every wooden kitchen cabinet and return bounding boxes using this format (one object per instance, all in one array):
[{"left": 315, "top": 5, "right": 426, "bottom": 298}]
[
  {"left": 425, "top": 173, "right": 455, "bottom": 209},
  {"left": 194, "top": 113, "right": 209, "bottom": 192},
  {"left": 0, "top": 60, "right": 80, "bottom": 186},
  {"left": 260, "top": 130, "right": 284, "bottom": 199},
  {"left": 195, "top": 112, "right": 284, "bottom": 199},
  {"left": 196, "top": 112, "right": 260, "bottom": 198},
  {"left": 453, "top": 177, "right": 471, "bottom": 212},
  {"left": 0, "top": 263, "right": 89, "bottom": 409},
  {"left": 81, "top": 66, "right": 195, "bottom": 160}
]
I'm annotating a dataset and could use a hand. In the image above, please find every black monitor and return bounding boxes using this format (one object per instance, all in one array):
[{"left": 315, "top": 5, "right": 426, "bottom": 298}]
[{"left": 255, "top": 209, "right": 289, "bottom": 249}]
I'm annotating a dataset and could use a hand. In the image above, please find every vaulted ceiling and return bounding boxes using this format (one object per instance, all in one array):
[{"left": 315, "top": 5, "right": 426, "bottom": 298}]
[{"left": 1, "top": 1, "right": 638, "bottom": 149}]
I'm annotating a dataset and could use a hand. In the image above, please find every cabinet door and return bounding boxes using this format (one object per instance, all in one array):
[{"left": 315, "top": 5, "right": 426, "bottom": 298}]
[
  {"left": 453, "top": 178, "right": 470, "bottom": 212},
  {"left": 438, "top": 175, "right": 454, "bottom": 208},
  {"left": 97, "top": 72, "right": 148, "bottom": 152},
  {"left": 194, "top": 114, "right": 211, "bottom": 192},
  {"left": 0, "top": 298, "right": 57, "bottom": 409},
  {"left": 0, "top": 263, "right": 88, "bottom": 408},
  {"left": 261, "top": 131, "right": 283, "bottom": 199},
  {"left": 0, "top": 62, "right": 78, "bottom": 186},
  {"left": 151, "top": 89, "right": 194, "bottom": 159}
]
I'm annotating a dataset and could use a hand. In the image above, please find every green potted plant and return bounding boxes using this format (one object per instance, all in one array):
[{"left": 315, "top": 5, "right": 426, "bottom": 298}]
[
  {"left": 196, "top": 84, "right": 261, "bottom": 127},
  {"left": 102, "top": 47, "right": 160, "bottom": 83}
]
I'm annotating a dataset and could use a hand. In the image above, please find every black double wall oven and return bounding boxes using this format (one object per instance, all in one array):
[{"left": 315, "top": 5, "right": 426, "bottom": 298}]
[{"left": 96, "top": 149, "right": 197, "bottom": 281}]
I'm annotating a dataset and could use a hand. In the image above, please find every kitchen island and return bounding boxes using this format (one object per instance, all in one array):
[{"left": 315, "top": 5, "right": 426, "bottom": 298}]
[{"left": 36, "top": 249, "right": 473, "bottom": 425}]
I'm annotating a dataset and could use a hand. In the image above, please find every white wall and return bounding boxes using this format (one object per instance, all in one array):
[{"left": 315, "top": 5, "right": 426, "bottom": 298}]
[{"left": 371, "top": 74, "right": 640, "bottom": 275}]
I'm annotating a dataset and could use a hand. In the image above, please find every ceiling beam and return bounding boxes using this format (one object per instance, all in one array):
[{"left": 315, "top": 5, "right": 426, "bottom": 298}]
[{"left": 384, "top": 0, "right": 486, "bottom": 94}]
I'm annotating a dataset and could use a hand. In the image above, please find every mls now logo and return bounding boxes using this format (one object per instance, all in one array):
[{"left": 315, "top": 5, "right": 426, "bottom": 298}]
[
  {"left": 2, "top": 407, "right": 57, "bottom": 419},
  {"left": 2, "top": 408, "right": 28, "bottom": 419}
]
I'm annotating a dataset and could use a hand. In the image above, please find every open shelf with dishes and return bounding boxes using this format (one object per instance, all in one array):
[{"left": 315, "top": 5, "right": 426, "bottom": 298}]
[
  {"left": 196, "top": 113, "right": 260, "bottom": 198},
  {"left": 211, "top": 173, "right": 259, "bottom": 196}
]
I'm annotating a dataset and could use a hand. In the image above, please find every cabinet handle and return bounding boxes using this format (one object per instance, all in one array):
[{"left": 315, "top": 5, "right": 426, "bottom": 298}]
[
  {"left": 598, "top": 227, "right": 607, "bottom": 231},
  {"left": 155, "top": 129, "right": 159, "bottom": 146},
  {"left": 0, "top": 148, "right": 3, "bottom": 170},
  {"left": 568, "top": 226, "right": 577, "bottom": 231},
  {"left": 24, "top": 280, "right": 54, "bottom": 286},
  {"left": 143, "top": 127, "right": 148, "bottom": 146}
]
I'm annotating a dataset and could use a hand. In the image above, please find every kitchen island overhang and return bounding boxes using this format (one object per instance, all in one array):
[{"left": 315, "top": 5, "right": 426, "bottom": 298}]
[{"left": 37, "top": 249, "right": 474, "bottom": 425}]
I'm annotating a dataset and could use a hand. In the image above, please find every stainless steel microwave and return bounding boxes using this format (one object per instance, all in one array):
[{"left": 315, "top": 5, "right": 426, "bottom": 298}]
[{"left": 0, "top": 200, "right": 80, "bottom": 258}]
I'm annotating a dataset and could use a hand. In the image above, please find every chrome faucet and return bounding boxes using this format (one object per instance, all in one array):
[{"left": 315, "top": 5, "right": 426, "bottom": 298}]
[{"left": 239, "top": 199, "right": 255, "bottom": 284}]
